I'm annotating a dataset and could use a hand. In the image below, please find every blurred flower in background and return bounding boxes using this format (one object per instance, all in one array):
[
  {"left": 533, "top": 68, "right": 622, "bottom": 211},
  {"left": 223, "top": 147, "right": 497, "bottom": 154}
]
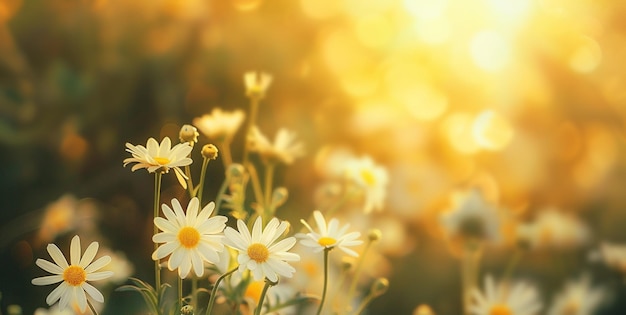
[{"left": 2, "top": 0, "right": 626, "bottom": 314}]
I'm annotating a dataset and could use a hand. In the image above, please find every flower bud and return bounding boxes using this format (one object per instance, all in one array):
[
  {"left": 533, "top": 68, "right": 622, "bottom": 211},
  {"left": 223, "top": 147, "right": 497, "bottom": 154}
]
[
  {"left": 179, "top": 124, "right": 199, "bottom": 145},
  {"left": 201, "top": 144, "right": 219, "bottom": 160},
  {"left": 368, "top": 228, "right": 382, "bottom": 242},
  {"left": 271, "top": 187, "right": 289, "bottom": 208},
  {"left": 370, "top": 277, "right": 389, "bottom": 298},
  {"left": 180, "top": 305, "right": 194, "bottom": 315},
  {"left": 413, "top": 304, "right": 436, "bottom": 315},
  {"left": 341, "top": 257, "right": 355, "bottom": 272},
  {"left": 226, "top": 163, "right": 245, "bottom": 181}
]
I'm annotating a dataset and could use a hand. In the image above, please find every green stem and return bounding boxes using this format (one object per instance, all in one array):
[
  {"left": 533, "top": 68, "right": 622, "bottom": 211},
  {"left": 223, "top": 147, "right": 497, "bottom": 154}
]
[
  {"left": 197, "top": 157, "right": 210, "bottom": 205},
  {"left": 220, "top": 139, "right": 233, "bottom": 168},
  {"left": 153, "top": 172, "right": 163, "bottom": 290},
  {"left": 192, "top": 276, "right": 198, "bottom": 312},
  {"left": 317, "top": 248, "right": 331, "bottom": 315},
  {"left": 462, "top": 242, "right": 482, "bottom": 315},
  {"left": 254, "top": 278, "right": 274, "bottom": 315},
  {"left": 214, "top": 175, "right": 229, "bottom": 217},
  {"left": 346, "top": 240, "right": 372, "bottom": 305},
  {"left": 264, "top": 163, "right": 275, "bottom": 217},
  {"left": 353, "top": 294, "right": 375, "bottom": 315},
  {"left": 242, "top": 97, "right": 259, "bottom": 167},
  {"left": 178, "top": 276, "right": 183, "bottom": 309},
  {"left": 87, "top": 298, "right": 99, "bottom": 315},
  {"left": 501, "top": 249, "right": 523, "bottom": 285},
  {"left": 246, "top": 163, "right": 265, "bottom": 212},
  {"left": 206, "top": 266, "right": 239, "bottom": 315}
]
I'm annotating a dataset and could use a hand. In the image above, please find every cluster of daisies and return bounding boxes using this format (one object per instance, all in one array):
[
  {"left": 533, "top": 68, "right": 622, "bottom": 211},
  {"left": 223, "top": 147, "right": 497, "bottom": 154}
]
[{"left": 31, "top": 71, "right": 382, "bottom": 315}]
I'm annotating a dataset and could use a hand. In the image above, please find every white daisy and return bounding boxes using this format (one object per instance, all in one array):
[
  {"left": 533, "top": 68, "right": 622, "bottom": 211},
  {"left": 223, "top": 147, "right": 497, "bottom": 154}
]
[
  {"left": 596, "top": 242, "right": 626, "bottom": 273},
  {"left": 299, "top": 210, "right": 363, "bottom": 256},
  {"left": 152, "top": 197, "right": 228, "bottom": 279},
  {"left": 344, "top": 156, "right": 389, "bottom": 213},
  {"left": 123, "top": 137, "right": 193, "bottom": 189},
  {"left": 470, "top": 275, "right": 542, "bottom": 315},
  {"left": 248, "top": 126, "right": 305, "bottom": 164},
  {"left": 224, "top": 216, "right": 300, "bottom": 282},
  {"left": 440, "top": 189, "right": 501, "bottom": 243},
  {"left": 31, "top": 235, "right": 113, "bottom": 312},
  {"left": 547, "top": 274, "right": 608, "bottom": 315},
  {"left": 244, "top": 71, "right": 273, "bottom": 99},
  {"left": 193, "top": 108, "right": 245, "bottom": 141}
]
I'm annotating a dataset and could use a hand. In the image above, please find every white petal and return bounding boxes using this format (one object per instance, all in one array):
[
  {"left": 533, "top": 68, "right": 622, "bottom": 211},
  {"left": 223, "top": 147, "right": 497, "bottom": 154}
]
[
  {"left": 172, "top": 199, "right": 187, "bottom": 226},
  {"left": 178, "top": 253, "right": 192, "bottom": 279},
  {"left": 47, "top": 244, "right": 69, "bottom": 269},
  {"left": 153, "top": 232, "right": 177, "bottom": 243},
  {"left": 32, "top": 275, "right": 63, "bottom": 286},
  {"left": 187, "top": 197, "right": 200, "bottom": 226},
  {"left": 237, "top": 219, "right": 252, "bottom": 244},
  {"left": 70, "top": 235, "right": 81, "bottom": 266},
  {"left": 86, "top": 271, "right": 113, "bottom": 281},
  {"left": 36, "top": 259, "right": 63, "bottom": 274},
  {"left": 313, "top": 211, "right": 328, "bottom": 235},
  {"left": 46, "top": 282, "right": 68, "bottom": 305},
  {"left": 153, "top": 242, "right": 178, "bottom": 260},
  {"left": 197, "top": 202, "right": 216, "bottom": 223},
  {"left": 79, "top": 242, "right": 99, "bottom": 268},
  {"left": 191, "top": 252, "right": 204, "bottom": 277},
  {"left": 224, "top": 227, "right": 249, "bottom": 250},
  {"left": 268, "top": 237, "right": 296, "bottom": 253},
  {"left": 84, "top": 256, "right": 111, "bottom": 273},
  {"left": 82, "top": 282, "right": 104, "bottom": 302},
  {"left": 260, "top": 218, "right": 280, "bottom": 245},
  {"left": 168, "top": 247, "right": 185, "bottom": 270},
  {"left": 154, "top": 217, "right": 178, "bottom": 234},
  {"left": 75, "top": 286, "right": 88, "bottom": 312},
  {"left": 161, "top": 204, "right": 178, "bottom": 225},
  {"left": 251, "top": 216, "right": 263, "bottom": 242}
]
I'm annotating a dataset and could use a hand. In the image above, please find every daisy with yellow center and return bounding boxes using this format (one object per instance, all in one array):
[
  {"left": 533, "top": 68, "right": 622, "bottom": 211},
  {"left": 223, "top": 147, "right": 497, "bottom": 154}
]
[
  {"left": 244, "top": 71, "right": 273, "bottom": 99},
  {"left": 193, "top": 108, "right": 245, "bottom": 141},
  {"left": 224, "top": 216, "right": 300, "bottom": 282},
  {"left": 248, "top": 126, "right": 305, "bottom": 165},
  {"left": 344, "top": 156, "right": 388, "bottom": 213},
  {"left": 152, "top": 197, "right": 228, "bottom": 279},
  {"left": 547, "top": 274, "right": 607, "bottom": 315},
  {"left": 470, "top": 275, "right": 542, "bottom": 315},
  {"left": 31, "top": 235, "right": 113, "bottom": 312},
  {"left": 299, "top": 210, "right": 363, "bottom": 256},
  {"left": 123, "top": 137, "right": 193, "bottom": 188}
]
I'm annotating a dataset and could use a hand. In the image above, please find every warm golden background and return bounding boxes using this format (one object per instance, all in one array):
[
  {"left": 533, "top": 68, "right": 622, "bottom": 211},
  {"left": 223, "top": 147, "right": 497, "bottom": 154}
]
[{"left": 2, "top": 0, "right": 626, "bottom": 314}]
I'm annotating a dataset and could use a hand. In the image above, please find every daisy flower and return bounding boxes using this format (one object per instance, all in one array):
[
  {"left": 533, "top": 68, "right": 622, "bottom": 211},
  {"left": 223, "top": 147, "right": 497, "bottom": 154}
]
[
  {"left": 440, "top": 189, "right": 501, "bottom": 243},
  {"left": 31, "top": 235, "right": 113, "bottom": 312},
  {"left": 123, "top": 137, "right": 193, "bottom": 188},
  {"left": 299, "top": 210, "right": 363, "bottom": 256},
  {"left": 224, "top": 216, "right": 300, "bottom": 282},
  {"left": 244, "top": 71, "right": 273, "bottom": 99},
  {"left": 344, "top": 156, "right": 389, "bottom": 213},
  {"left": 547, "top": 274, "right": 608, "bottom": 315},
  {"left": 248, "top": 126, "right": 305, "bottom": 164},
  {"left": 470, "top": 275, "right": 542, "bottom": 315},
  {"left": 193, "top": 108, "right": 245, "bottom": 141},
  {"left": 152, "top": 197, "right": 228, "bottom": 279}
]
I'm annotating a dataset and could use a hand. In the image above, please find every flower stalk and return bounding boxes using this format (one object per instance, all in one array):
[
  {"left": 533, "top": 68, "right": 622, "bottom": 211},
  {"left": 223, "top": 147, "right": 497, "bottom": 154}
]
[
  {"left": 207, "top": 267, "right": 239, "bottom": 315},
  {"left": 317, "top": 247, "right": 332, "bottom": 315},
  {"left": 153, "top": 172, "right": 163, "bottom": 289}
]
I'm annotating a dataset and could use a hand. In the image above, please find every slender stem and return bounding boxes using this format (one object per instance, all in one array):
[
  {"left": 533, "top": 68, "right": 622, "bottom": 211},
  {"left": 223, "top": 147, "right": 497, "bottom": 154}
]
[
  {"left": 87, "top": 299, "right": 99, "bottom": 315},
  {"left": 206, "top": 267, "right": 239, "bottom": 315},
  {"left": 462, "top": 242, "right": 482, "bottom": 315},
  {"left": 353, "top": 294, "right": 375, "bottom": 315},
  {"left": 317, "top": 248, "right": 331, "bottom": 315},
  {"left": 184, "top": 164, "right": 195, "bottom": 198},
  {"left": 178, "top": 276, "right": 183, "bottom": 310},
  {"left": 214, "top": 176, "right": 229, "bottom": 217},
  {"left": 254, "top": 279, "right": 273, "bottom": 315},
  {"left": 346, "top": 241, "right": 372, "bottom": 305},
  {"left": 153, "top": 172, "right": 163, "bottom": 289},
  {"left": 246, "top": 163, "right": 265, "bottom": 211},
  {"left": 501, "top": 249, "right": 523, "bottom": 284},
  {"left": 264, "top": 163, "right": 275, "bottom": 216},
  {"left": 197, "top": 157, "right": 210, "bottom": 205},
  {"left": 192, "top": 276, "right": 198, "bottom": 312},
  {"left": 242, "top": 97, "right": 259, "bottom": 167},
  {"left": 220, "top": 139, "right": 233, "bottom": 168}
]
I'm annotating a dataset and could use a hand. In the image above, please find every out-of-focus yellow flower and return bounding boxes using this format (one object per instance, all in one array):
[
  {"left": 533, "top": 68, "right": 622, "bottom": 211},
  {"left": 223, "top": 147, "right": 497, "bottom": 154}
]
[
  {"left": 248, "top": 126, "right": 305, "bottom": 164},
  {"left": 38, "top": 195, "right": 78, "bottom": 244},
  {"left": 470, "top": 275, "right": 542, "bottom": 315},
  {"left": 193, "top": 108, "right": 245, "bottom": 142},
  {"left": 547, "top": 274, "right": 608, "bottom": 315},
  {"left": 518, "top": 208, "right": 590, "bottom": 250},
  {"left": 244, "top": 71, "right": 273, "bottom": 99},
  {"left": 440, "top": 189, "right": 501, "bottom": 244},
  {"left": 344, "top": 156, "right": 389, "bottom": 213},
  {"left": 413, "top": 304, "right": 436, "bottom": 315},
  {"left": 596, "top": 242, "right": 626, "bottom": 273}
]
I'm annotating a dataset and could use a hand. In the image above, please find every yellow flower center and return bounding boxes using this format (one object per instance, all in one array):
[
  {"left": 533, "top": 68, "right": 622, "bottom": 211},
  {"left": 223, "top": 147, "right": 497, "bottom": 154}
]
[
  {"left": 247, "top": 243, "right": 269, "bottom": 263},
  {"left": 178, "top": 226, "right": 201, "bottom": 249},
  {"left": 360, "top": 169, "right": 376, "bottom": 186},
  {"left": 489, "top": 304, "right": 512, "bottom": 315},
  {"left": 318, "top": 236, "right": 337, "bottom": 247},
  {"left": 63, "top": 265, "right": 86, "bottom": 286},
  {"left": 154, "top": 157, "right": 170, "bottom": 165}
]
